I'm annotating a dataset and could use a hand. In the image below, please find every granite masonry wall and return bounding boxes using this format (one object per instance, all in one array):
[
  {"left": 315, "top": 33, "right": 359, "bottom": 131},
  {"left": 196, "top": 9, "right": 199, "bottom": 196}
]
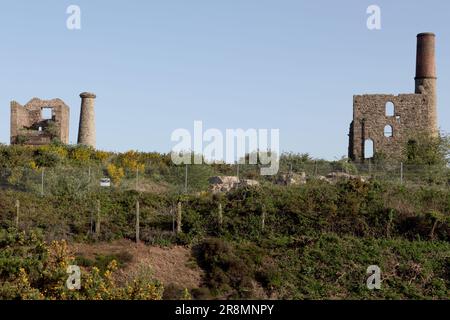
[
  {"left": 348, "top": 33, "right": 438, "bottom": 162},
  {"left": 10, "top": 98, "right": 70, "bottom": 145}
]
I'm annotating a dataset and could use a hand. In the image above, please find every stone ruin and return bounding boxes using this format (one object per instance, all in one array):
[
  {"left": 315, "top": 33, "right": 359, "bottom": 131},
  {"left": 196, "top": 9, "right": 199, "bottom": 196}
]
[
  {"left": 10, "top": 98, "right": 70, "bottom": 145},
  {"left": 348, "top": 33, "right": 439, "bottom": 162},
  {"left": 276, "top": 171, "right": 365, "bottom": 185},
  {"left": 321, "top": 172, "right": 366, "bottom": 184},
  {"left": 209, "top": 171, "right": 366, "bottom": 193},
  {"left": 10, "top": 92, "right": 97, "bottom": 148},
  {"left": 276, "top": 172, "right": 307, "bottom": 186},
  {"left": 208, "top": 176, "right": 259, "bottom": 193}
]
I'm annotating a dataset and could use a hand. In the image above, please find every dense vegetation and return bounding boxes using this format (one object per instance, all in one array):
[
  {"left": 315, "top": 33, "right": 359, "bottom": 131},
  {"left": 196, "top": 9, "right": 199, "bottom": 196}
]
[
  {"left": 1, "top": 178, "right": 449, "bottom": 299},
  {"left": 0, "top": 229, "right": 163, "bottom": 300},
  {"left": 0, "top": 134, "right": 449, "bottom": 300}
]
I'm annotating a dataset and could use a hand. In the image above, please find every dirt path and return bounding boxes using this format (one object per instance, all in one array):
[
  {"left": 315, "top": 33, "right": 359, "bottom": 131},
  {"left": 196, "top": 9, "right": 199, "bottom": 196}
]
[{"left": 71, "top": 239, "right": 203, "bottom": 289}]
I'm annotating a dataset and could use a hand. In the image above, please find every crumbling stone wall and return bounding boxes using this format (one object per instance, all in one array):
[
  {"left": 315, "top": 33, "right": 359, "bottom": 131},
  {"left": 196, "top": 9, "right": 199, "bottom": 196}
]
[
  {"left": 348, "top": 33, "right": 438, "bottom": 162},
  {"left": 208, "top": 176, "right": 259, "bottom": 193},
  {"left": 10, "top": 98, "right": 70, "bottom": 145},
  {"left": 349, "top": 93, "right": 435, "bottom": 162}
]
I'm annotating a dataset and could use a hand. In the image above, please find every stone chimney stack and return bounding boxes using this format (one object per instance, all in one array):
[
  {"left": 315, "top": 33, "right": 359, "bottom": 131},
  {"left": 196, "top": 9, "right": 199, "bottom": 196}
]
[
  {"left": 415, "top": 33, "right": 436, "bottom": 82},
  {"left": 77, "top": 92, "right": 96, "bottom": 148},
  {"left": 415, "top": 33, "right": 438, "bottom": 134}
]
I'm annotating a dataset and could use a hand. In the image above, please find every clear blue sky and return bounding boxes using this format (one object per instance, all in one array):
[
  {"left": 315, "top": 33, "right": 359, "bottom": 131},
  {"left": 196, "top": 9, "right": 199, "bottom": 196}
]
[{"left": 0, "top": 0, "right": 449, "bottom": 160}]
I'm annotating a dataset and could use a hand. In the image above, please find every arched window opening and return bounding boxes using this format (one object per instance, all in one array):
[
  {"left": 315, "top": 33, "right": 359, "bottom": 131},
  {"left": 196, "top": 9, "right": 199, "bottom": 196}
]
[
  {"left": 384, "top": 125, "right": 393, "bottom": 137},
  {"left": 364, "top": 139, "right": 374, "bottom": 159},
  {"left": 385, "top": 102, "right": 395, "bottom": 117}
]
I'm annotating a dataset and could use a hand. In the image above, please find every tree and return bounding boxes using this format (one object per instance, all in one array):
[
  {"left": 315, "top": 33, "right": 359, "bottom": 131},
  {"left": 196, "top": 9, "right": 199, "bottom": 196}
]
[{"left": 404, "top": 133, "right": 450, "bottom": 166}]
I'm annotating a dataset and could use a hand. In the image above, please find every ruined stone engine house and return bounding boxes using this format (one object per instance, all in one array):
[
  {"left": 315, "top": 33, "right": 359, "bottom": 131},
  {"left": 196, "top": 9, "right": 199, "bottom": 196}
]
[
  {"left": 10, "top": 92, "right": 97, "bottom": 148},
  {"left": 11, "top": 98, "right": 70, "bottom": 145},
  {"left": 348, "top": 33, "right": 438, "bottom": 162}
]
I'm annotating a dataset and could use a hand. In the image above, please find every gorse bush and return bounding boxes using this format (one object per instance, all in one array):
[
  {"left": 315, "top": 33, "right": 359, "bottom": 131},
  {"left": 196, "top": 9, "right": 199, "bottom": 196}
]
[
  {"left": 107, "top": 163, "right": 125, "bottom": 185},
  {"left": 195, "top": 238, "right": 261, "bottom": 299},
  {"left": 0, "top": 228, "right": 163, "bottom": 300}
]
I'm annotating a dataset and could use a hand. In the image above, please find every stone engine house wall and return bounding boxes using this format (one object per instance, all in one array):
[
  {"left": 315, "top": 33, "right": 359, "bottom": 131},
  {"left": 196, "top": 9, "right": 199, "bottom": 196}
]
[
  {"left": 349, "top": 93, "right": 435, "bottom": 162},
  {"left": 348, "top": 33, "right": 438, "bottom": 162},
  {"left": 10, "top": 98, "right": 70, "bottom": 145}
]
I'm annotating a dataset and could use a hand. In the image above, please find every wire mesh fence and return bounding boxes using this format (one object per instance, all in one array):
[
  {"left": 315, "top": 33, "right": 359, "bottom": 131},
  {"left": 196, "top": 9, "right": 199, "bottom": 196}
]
[
  {"left": 300, "top": 162, "right": 450, "bottom": 186},
  {"left": 0, "top": 161, "right": 449, "bottom": 197},
  {"left": 1, "top": 161, "right": 448, "bottom": 244}
]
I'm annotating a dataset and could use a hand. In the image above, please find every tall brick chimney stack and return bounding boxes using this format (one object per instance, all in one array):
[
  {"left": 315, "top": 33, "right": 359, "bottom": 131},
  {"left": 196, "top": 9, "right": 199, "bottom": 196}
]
[
  {"left": 415, "top": 33, "right": 436, "bottom": 81},
  {"left": 415, "top": 32, "right": 438, "bottom": 135},
  {"left": 77, "top": 92, "right": 96, "bottom": 148}
]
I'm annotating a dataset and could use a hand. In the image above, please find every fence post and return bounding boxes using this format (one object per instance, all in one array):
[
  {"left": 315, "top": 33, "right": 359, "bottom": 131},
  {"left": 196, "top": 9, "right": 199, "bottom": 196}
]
[
  {"left": 15, "top": 200, "right": 20, "bottom": 228},
  {"left": 95, "top": 200, "right": 101, "bottom": 236},
  {"left": 218, "top": 203, "right": 223, "bottom": 226},
  {"left": 41, "top": 168, "right": 44, "bottom": 196},
  {"left": 90, "top": 210, "right": 94, "bottom": 235},
  {"left": 172, "top": 206, "right": 175, "bottom": 234},
  {"left": 400, "top": 162, "right": 404, "bottom": 185},
  {"left": 184, "top": 165, "right": 188, "bottom": 193},
  {"left": 176, "top": 202, "right": 182, "bottom": 234},
  {"left": 136, "top": 167, "right": 139, "bottom": 190},
  {"left": 261, "top": 205, "right": 266, "bottom": 231},
  {"left": 136, "top": 200, "right": 140, "bottom": 243}
]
